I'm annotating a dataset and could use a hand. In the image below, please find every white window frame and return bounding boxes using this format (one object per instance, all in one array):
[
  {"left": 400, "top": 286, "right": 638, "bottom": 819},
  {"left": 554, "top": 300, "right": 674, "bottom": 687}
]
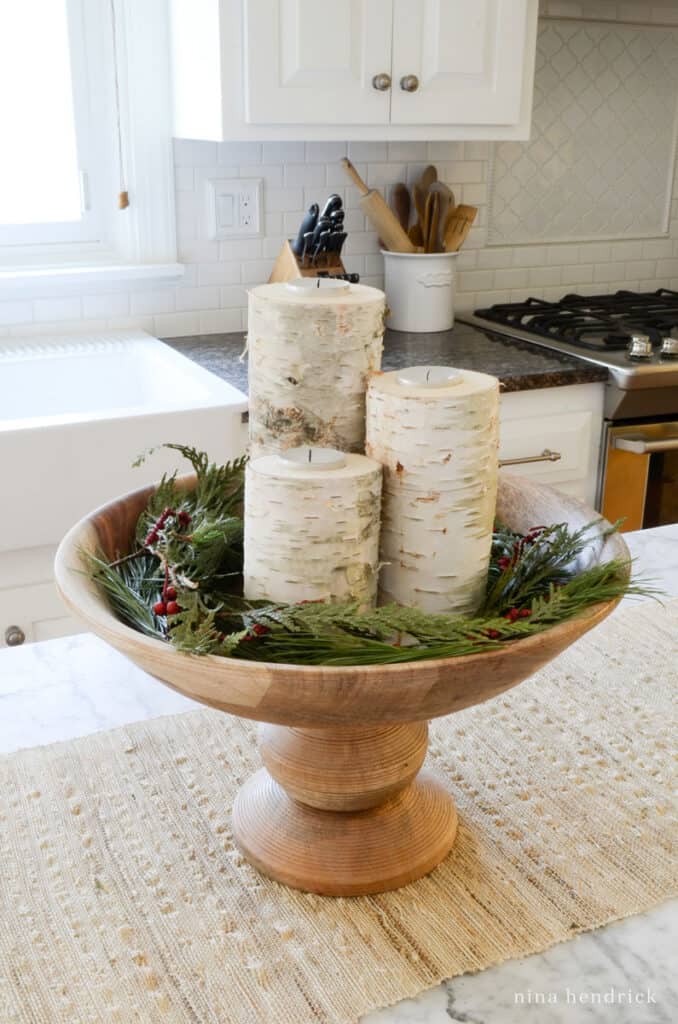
[{"left": 0, "top": 0, "right": 182, "bottom": 291}]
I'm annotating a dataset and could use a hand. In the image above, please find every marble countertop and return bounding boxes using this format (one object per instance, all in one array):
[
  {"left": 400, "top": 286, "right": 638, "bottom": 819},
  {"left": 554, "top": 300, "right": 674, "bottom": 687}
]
[
  {"left": 165, "top": 321, "right": 608, "bottom": 397},
  {"left": 2, "top": 524, "right": 675, "bottom": 1023}
]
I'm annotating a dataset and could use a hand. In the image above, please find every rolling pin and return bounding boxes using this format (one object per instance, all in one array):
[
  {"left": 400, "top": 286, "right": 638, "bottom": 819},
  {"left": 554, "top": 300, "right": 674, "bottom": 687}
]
[{"left": 341, "top": 158, "right": 415, "bottom": 253}]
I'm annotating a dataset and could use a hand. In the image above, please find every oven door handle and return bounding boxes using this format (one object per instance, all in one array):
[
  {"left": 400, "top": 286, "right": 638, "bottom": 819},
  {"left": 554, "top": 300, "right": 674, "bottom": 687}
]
[{"left": 613, "top": 436, "right": 678, "bottom": 454}]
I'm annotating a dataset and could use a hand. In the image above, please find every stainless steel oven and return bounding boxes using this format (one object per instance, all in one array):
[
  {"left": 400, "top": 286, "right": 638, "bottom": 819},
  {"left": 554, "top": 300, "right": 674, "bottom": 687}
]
[{"left": 599, "top": 420, "right": 678, "bottom": 531}]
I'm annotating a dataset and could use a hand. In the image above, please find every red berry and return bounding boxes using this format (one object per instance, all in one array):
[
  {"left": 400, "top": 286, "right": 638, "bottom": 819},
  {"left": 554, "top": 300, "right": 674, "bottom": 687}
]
[
  {"left": 252, "top": 623, "right": 269, "bottom": 636},
  {"left": 485, "top": 629, "right": 501, "bottom": 639},
  {"left": 177, "top": 511, "right": 192, "bottom": 527},
  {"left": 166, "top": 601, "right": 181, "bottom": 616},
  {"left": 165, "top": 586, "right": 177, "bottom": 601},
  {"left": 504, "top": 607, "right": 520, "bottom": 622},
  {"left": 153, "top": 601, "right": 167, "bottom": 616},
  {"left": 519, "top": 608, "right": 532, "bottom": 618},
  {"left": 497, "top": 556, "right": 511, "bottom": 570}
]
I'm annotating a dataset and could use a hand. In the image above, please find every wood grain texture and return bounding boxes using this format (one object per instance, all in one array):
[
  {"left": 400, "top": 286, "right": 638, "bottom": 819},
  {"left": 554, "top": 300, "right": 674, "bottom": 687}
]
[
  {"left": 54, "top": 474, "right": 629, "bottom": 895},
  {"left": 232, "top": 768, "right": 458, "bottom": 896}
]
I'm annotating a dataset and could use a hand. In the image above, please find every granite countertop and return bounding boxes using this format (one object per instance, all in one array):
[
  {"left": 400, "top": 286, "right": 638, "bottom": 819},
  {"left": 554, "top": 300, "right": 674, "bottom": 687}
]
[
  {"left": 1, "top": 525, "right": 676, "bottom": 1023},
  {"left": 165, "top": 322, "right": 608, "bottom": 396}
]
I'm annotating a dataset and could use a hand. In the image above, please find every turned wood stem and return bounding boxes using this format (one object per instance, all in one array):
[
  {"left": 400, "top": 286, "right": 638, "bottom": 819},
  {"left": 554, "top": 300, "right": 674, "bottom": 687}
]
[
  {"left": 232, "top": 721, "right": 458, "bottom": 895},
  {"left": 259, "top": 722, "right": 428, "bottom": 811}
]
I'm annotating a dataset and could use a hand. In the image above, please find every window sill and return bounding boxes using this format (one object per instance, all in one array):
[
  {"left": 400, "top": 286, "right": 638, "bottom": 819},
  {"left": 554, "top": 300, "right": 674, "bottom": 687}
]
[{"left": 0, "top": 263, "right": 185, "bottom": 296}]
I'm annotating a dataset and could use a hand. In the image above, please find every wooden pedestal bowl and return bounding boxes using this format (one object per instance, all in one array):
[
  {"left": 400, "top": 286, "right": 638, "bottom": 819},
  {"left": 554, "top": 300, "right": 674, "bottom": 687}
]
[{"left": 55, "top": 474, "right": 629, "bottom": 897}]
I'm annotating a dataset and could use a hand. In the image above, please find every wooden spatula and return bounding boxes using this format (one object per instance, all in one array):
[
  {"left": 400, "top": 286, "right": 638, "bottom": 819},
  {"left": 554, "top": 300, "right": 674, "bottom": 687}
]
[
  {"left": 341, "top": 158, "right": 415, "bottom": 252},
  {"left": 419, "top": 164, "right": 438, "bottom": 193},
  {"left": 408, "top": 222, "right": 424, "bottom": 247},
  {"left": 443, "top": 204, "right": 478, "bottom": 252},
  {"left": 391, "top": 183, "right": 411, "bottom": 231}
]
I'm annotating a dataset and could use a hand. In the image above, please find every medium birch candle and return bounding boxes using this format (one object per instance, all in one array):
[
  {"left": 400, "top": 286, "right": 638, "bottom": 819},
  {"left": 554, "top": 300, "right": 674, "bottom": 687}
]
[
  {"left": 247, "top": 280, "right": 386, "bottom": 456},
  {"left": 366, "top": 366, "right": 499, "bottom": 616},
  {"left": 244, "top": 447, "right": 383, "bottom": 607}
]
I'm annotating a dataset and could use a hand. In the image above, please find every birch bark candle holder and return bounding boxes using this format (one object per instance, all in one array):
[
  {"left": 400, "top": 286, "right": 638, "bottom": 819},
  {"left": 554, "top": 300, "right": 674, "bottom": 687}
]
[
  {"left": 243, "top": 447, "right": 383, "bottom": 607},
  {"left": 367, "top": 366, "right": 500, "bottom": 616},
  {"left": 247, "top": 280, "right": 386, "bottom": 457}
]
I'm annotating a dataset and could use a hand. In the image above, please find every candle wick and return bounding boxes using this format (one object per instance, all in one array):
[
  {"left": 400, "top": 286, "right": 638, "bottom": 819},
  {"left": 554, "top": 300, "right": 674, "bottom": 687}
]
[
  {"left": 426, "top": 369, "right": 431, "bottom": 383},
  {"left": 308, "top": 449, "right": 312, "bottom": 463}
]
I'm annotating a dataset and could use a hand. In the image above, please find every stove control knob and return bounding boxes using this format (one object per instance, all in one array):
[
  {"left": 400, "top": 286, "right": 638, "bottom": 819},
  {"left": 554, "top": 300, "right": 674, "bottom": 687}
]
[
  {"left": 627, "top": 333, "right": 653, "bottom": 359},
  {"left": 660, "top": 335, "right": 678, "bottom": 359}
]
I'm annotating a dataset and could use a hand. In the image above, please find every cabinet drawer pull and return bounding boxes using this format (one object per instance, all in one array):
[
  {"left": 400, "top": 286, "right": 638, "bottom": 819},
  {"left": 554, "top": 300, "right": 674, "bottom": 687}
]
[
  {"left": 399, "top": 74, "right": 419, "bottom": 92},
  {"left": 372, "top": 72, "right": 392, "bottom": 92},
  {"left": 499, "top": 448, "right": 562, "bottom": 467},
  {"left": 5, "top": 625, "right": 26, "bottom": 647}
]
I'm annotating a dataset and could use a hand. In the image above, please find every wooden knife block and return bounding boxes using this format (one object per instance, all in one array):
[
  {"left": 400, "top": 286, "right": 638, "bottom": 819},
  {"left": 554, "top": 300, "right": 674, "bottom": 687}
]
[{"left": 269, "top": 239, "right": 347, "bottom": 283}]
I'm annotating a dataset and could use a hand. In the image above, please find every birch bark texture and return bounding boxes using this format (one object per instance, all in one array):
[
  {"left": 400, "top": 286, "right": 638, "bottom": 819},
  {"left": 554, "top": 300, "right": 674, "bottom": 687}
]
[
  {"left": 244, "top": 451, "right": 383, "bottom": 607},
  {"left": 247, "top": 282, "right": 386, "bottom": 456},
  {"left": 366, "top": 368, "right": 499, "bottom": 616}
]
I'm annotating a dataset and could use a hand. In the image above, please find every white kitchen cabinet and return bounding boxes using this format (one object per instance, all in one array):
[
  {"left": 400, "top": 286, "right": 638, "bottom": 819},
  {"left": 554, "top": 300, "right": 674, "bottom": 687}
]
[
  {"left": 0, "top": 547, "right": 80, "bottom": 649},
  {"left": 499, "top": 383, "right": 604, "bottom": 506},
  {"left": 170, "top": 0, "right": 538, "bottom": 141}
]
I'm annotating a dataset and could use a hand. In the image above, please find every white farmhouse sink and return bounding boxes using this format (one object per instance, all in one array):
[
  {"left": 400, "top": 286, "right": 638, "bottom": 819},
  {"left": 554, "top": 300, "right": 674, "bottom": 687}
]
[{"left": 0, "top": 330, "right": 248, "bottom": 553}]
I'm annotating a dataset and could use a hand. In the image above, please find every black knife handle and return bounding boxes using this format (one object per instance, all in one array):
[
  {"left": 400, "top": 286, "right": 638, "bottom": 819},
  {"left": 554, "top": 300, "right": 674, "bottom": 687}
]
[
  {"left": 291, "top": 203, "right": 319, "bottom": 256},
  {"left": 320, "top": 193, "right": 343, "bottom": 218}
]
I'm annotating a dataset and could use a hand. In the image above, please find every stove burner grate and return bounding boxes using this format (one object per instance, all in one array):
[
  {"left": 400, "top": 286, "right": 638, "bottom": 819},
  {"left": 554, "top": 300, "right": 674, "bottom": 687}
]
[{"left": 475, "top": 289, "right": 678, "bottom": 351}]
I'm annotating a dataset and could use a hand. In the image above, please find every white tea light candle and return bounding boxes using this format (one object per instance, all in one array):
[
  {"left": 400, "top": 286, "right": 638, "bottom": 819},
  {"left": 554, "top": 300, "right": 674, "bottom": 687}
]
[
  {"left": 247, "top": 281, "right": 386, "bottom": 457},
  {"left": 366, "top": 367, "right": 499, "bottom": 616},
  {"left": 280, "top": 446, "right": 347, "bottom": 470},
  {"left": 244, "top": 450, "right": 383, "bottom": 607}
]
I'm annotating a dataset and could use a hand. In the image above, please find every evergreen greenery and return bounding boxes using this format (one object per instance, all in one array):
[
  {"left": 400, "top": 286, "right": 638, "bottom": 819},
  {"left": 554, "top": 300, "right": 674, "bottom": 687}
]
[{"left": 84, "top": 445, "right": 652, "bottom": 667}]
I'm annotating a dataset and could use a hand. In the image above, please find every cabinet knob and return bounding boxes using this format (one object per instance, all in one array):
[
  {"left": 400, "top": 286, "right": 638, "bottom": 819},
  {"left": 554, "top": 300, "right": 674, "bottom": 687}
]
[
  {"left": 5, "top": 625, "right": 26, "bottom": 647},
  {"left": 399, "top": 74, "right": 419, "bottom": 93},
  {"left": 372, "top": 72, "right": 392, "bottom": 92}
]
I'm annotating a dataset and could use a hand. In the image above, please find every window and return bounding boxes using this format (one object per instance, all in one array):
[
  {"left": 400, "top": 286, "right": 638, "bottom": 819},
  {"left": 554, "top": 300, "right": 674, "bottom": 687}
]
[{"left": 0, "top": 0, "right": 180, "bottom": 284}]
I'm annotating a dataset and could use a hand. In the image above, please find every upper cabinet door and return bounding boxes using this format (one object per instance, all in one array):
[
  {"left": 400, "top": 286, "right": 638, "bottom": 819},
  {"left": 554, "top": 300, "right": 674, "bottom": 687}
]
[
  {"left": 244, "top": 0, "right": 393, "bottom": 124},
  {"left": 391, "top": 0, "right": 534, "bottom": 125}
]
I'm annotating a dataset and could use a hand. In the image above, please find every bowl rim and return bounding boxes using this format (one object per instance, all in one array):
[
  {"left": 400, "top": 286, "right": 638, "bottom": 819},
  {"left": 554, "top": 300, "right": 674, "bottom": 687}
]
[{"left": 54, "top": 473, "right": 631, "bottom": 679}]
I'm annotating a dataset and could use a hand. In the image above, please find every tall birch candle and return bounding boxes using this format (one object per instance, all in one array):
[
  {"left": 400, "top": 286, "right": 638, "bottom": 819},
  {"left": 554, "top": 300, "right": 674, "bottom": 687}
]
[
  {"left": 244, "top": 447, "right": 383, "bottom": 607},
  {"left": 247, "top": 280, "right": 386, "bottom": 456},
  {"left": 366, "top": 366, "right": 499, "bottom": 616}
]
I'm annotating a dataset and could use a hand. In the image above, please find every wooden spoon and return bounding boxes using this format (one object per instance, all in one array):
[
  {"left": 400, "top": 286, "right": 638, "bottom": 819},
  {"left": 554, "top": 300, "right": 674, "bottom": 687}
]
[
  {"left": 422, "top": 192, "right": 434, "bottom": 252},
  {"left": 429, "top": 182, "right": 454, "bottom": 242},
  {"left": 391, "top": 183, "right": 411, "bottom": 231},
  {"left": 412, "top": 182, "right": 426, "bottom": 226},
  {"left": 408, "top": 222, "right": 424, "bottom": 247},
  {"left": 419, "top": 164, "right": 438, "bottom": 193},
  {"left": 426, "top": 191, "right": 441, "bottom": 253}
]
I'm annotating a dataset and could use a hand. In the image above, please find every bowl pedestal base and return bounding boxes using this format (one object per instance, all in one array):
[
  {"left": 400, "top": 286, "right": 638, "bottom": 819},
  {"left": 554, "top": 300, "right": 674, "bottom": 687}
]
[{"left": 232, "top": 722, "right": 458, "bottom": 896}]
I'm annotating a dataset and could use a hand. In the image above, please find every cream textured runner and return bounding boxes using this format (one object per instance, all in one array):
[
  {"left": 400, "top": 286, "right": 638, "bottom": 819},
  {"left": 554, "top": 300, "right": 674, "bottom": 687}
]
[{"left": 1, "top": 600, "right": 676, "bottom": 1024}]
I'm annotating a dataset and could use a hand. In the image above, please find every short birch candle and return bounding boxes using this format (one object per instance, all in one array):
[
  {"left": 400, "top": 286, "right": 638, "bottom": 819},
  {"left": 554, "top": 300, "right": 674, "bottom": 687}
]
[
  {"left": 366, "top": 366, "right": 499, "bottom": 616},
  {"left": 247, "top": 281, "right": 386, "bottom": 457},
  {"left": 244, "top": 447, "right": 383, "bottom": 607}
]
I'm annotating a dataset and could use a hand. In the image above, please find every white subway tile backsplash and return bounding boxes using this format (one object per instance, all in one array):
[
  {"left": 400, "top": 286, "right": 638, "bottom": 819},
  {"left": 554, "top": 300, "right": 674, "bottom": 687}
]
[
  {"left": 0, "top": 301, "right": 33, "bottom": 325},
  {"left": 218, "top": 142, "right": 262, "bottom": 164},
  {"left": 33, "top": 297, "right": 82, "bottom": 322},
  {"left": 81, "top": 293, "right": 130, "bottom": 319},
  {"left": 130, "top": 289, "right": 176, "bottom": 316},
  {"left": 7, "top": 112, "right": 678, "bottom": 339},
  {"left": 174, "top": 287, "right": 220, "bottom": 311},
  {"left": 262, "top": 142, "right": 305, "bottom": 163}
]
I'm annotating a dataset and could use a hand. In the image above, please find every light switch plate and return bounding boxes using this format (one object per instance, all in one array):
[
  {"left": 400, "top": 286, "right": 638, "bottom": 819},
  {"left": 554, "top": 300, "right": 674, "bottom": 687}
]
[{"left": 205, "top": 178, "right": 262, "bottom": 239}]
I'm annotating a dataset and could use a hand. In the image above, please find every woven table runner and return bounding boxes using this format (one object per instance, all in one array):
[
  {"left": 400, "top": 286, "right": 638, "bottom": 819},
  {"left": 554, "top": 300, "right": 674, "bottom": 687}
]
[{"left": 1, "top": 600, "right": 676, "bottom": 1023}]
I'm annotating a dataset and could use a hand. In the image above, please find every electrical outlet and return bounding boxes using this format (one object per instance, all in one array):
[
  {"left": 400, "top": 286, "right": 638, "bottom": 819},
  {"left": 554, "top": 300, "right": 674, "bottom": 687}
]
[{"left": 205, "top": 178, "right": 262, "bottom": 239}]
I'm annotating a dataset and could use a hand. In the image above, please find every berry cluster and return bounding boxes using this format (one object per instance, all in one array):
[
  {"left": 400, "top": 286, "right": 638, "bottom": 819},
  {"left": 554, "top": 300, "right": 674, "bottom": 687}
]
[{"left": 145, "top": 507, "right": 193, "bottom": 618}]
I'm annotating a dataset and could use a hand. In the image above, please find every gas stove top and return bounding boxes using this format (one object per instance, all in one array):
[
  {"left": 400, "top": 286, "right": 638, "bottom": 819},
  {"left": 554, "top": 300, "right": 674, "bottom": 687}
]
[{"left": 462, "top": 289, "right": 678, "bottom": 393}]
